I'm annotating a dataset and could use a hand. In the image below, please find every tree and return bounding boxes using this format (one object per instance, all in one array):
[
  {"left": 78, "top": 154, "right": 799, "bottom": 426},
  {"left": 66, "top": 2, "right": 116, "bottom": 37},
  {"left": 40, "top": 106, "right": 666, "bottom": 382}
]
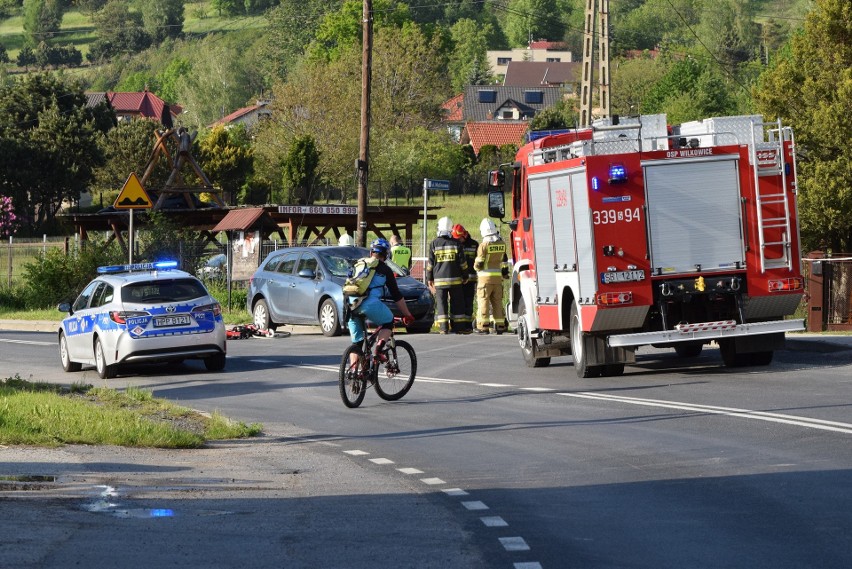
[
  {"left": 196, "top": 125, "right": 255, "bottom": 206},
  {"left": 281, "top": 135, "right": 320, "bottom": 204},
  {"left": 0, "top": 195, "right": 17, "bottom": 237},
  {"left": 0, "top": 43, "right": 9, "bottom": 64},
  {"left": 753, "top": 0, "right": 852, "bottom": 252},
  {"left": 88, "top": 0, "right": 151, "bottom": 62},
  {"left": 448, "top": 18, "right": 494, "bottom": 93},
  {"left": 502, "top": 0, "right": 566, "bottom": 48},
  {"left": 141, "top": 0, "right": 184, "bottom": 44},
  {"left": 0, "top": 74, "right": 114, "bottom": 234},
  {"left": 694, "top": 0, "right": 759, "bottom": 70},
  {"left": 307, "top": 0, "right": 413, "bottom": 63},
  {"left": 529, "top": 98, "right": 577, "bottom": 130},
  {"left": 91, "top": 118, "right": 169, "bottom": 208},
  {"left": 23, "top": 0, "right": 64, "bottom": 44}
]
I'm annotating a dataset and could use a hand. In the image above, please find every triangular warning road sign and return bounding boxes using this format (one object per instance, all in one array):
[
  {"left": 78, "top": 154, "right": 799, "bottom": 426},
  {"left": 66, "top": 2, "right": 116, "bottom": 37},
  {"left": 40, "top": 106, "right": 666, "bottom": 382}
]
[{"left": 114, "top": 173, "right": 152, "bottom": 209}]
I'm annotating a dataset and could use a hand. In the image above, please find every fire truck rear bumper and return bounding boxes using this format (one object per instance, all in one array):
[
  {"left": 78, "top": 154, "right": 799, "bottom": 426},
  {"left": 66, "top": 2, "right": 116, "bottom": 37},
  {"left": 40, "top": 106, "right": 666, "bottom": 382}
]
[{"left": 607, "top": 319, "right": 805, "bottom": 348}]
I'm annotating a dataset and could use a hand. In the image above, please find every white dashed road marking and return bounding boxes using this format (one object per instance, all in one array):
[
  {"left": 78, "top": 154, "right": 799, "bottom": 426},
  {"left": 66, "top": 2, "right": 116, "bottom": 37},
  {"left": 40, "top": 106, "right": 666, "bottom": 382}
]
[
  {"left": 443, "top": 488, "right": 469, "bottom": 496},
  {"left": 481, "top": 516, "right": 509, "bottom": 527},
  {"left": 343, "top": 450, "right": 369, "bottom": 456},
  {"left": 369, "top": 457, "right": 394, "bottom": 465},
  {"left": 397, "top": 467, "right": 424, "bottom": 475},
  {"left": 420, "top": 477, "right": 445, "bottom": 485},
  {"left": 462, "top": 500, "right": 489, "bottom": 511},
  {"left": 500, "top": 537, "right": 531, "bottom": 552}
]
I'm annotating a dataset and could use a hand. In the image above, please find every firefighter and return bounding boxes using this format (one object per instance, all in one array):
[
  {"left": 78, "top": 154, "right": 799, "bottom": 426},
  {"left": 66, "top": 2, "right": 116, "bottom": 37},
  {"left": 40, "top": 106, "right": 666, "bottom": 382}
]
[
  {"left": 452, "top": 224, "right": 479, "bottom": 331},
  {"left": 427, "top": 216, "right": 470, "bottom": 334},
  {"left": 389, "top": 234, "right": 412, "bottom": 270},
  {"left": 473, "top": 218, "right": 509, "bottom": 334}
]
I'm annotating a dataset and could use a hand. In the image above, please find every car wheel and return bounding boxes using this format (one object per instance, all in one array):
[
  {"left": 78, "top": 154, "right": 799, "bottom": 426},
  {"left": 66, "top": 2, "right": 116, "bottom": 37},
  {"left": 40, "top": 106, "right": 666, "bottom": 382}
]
[
  {"left": 59, "top": 332, "right": 81, "bottom": 372},
  {"left": 94, "top": 337, "right": 117, "bottom": 379},
  {"left": 253, "top": 299, "right": 277, "bottom": 331},
  {"left": 204, "top": 353, "right": 226, "bottom": 371},
  {"left": 319, "top": 298, "right": 342, "bottom": 337}
]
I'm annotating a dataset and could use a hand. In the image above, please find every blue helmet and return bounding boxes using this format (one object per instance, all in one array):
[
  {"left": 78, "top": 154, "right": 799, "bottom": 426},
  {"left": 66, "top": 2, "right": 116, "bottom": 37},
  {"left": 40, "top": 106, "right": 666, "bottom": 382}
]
[{"left": 370, "top": 238, "right": 390, "bottom": 256}]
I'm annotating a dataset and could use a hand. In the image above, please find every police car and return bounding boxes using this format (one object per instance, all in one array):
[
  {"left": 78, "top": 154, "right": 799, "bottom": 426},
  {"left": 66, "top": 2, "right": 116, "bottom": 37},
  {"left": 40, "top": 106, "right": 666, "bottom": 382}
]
[{"left": 57, "top": 261, "right": 227, "bottom": 379}]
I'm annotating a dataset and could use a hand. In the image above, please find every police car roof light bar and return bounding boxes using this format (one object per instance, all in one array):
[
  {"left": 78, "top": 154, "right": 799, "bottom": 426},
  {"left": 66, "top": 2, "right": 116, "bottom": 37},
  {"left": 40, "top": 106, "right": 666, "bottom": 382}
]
[{"left": 97, "top": 261, "right": 179, "bottom": 274}]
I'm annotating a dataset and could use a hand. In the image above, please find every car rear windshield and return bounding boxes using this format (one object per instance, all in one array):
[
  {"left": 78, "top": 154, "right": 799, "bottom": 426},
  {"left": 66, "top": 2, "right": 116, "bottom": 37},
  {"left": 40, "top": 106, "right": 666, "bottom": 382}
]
[{"left": 121, "top": 278, "right": 209, "bottom": 303}]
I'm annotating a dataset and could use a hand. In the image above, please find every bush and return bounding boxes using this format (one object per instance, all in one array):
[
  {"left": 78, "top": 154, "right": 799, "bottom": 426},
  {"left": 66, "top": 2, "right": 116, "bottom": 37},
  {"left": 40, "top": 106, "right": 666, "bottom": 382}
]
[
  {"left": 0, "top": 285, "right": 27, "bottom": 310},
  {"left": 21, "top": 244, "right": 125, "bottom": 309}
]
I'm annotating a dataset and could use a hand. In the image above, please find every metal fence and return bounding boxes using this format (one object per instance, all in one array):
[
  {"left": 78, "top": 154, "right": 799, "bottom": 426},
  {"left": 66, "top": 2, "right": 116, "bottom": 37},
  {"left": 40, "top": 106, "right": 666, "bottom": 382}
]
[{"left": 1, "top": 236, "right": 74, "bottom": 288}]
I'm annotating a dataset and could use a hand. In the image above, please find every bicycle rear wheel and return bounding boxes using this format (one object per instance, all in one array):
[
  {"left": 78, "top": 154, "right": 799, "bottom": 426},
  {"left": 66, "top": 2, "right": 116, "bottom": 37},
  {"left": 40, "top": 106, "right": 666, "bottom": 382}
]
[
  {"left": 375, "top": 339, "right": 416, "bottom": 401},
  {"left": 339, "top": 344, "right": 367, "bottom": 408}
]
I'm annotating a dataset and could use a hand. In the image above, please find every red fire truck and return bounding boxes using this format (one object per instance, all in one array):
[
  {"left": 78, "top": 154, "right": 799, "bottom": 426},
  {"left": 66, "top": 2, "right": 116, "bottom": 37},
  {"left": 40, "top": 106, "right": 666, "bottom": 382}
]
[{"left": 487, "top": 114, "right": 805, "bottom": 377}]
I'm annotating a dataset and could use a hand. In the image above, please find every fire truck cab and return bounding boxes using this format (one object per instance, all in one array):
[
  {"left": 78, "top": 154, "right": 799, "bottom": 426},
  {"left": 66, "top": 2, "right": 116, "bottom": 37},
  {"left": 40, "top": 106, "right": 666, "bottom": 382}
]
[{"left": 487, "top": 114, "right": 805, "bottom": 378}]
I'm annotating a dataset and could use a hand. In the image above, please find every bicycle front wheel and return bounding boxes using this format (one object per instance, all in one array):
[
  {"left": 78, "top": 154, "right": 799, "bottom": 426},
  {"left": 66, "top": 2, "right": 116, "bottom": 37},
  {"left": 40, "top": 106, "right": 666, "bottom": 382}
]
[
  {"left": 339, "top": 344, "right": 367, "bottom": 408},
  {"left": 375, "top": 339, "right": 416, "bottom": 401}
]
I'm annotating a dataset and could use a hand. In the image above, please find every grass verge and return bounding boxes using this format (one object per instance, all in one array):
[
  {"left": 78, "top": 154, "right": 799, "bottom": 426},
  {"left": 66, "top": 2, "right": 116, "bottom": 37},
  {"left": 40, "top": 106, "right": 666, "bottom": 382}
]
[{"left": 0, "top": 375, "right": 262, "bottom": 448}]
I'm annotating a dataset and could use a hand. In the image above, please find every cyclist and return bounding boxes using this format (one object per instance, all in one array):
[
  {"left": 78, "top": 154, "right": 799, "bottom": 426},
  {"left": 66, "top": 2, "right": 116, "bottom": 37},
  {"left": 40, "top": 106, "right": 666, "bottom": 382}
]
[{"left": 347, "top": 238, "right": 415, "bottom": 368}]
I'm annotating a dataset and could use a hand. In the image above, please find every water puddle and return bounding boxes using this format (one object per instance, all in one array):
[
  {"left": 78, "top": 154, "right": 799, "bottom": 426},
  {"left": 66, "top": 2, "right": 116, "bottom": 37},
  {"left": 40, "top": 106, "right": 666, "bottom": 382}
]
[{"left": 0, "top": 474, "right": 57, "bottom": 490}]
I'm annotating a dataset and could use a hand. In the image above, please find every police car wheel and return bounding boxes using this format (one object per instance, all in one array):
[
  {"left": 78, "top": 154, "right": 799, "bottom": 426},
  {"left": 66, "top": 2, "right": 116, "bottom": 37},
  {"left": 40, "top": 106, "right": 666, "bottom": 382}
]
[
  {"left": 94, "top": 337, "right": 117, "bottom": 379},
  {"left": 204, "top": 353, "right": 226, "bottom": 371},
  {"left": 59, "top": 332, "right": 81, "bottom": 372},
  {"left": 319, "top": 298, "right": 342, "bottom": 337}
]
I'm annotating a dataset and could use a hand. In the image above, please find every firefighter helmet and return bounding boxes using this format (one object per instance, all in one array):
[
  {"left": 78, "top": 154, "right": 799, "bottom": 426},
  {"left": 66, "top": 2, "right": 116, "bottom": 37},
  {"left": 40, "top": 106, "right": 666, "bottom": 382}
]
[
  {"left": 437, "top": 216, "right": 453, "bottom": 236},
  {"left": 452, "top": 224, "right": 467, "bottom": 239},
  {"left": 338, "top": 233, "right": 355, "bottom": 246},
  {"left": 480, "top": 218, "right": 498, "bottom": 238}
]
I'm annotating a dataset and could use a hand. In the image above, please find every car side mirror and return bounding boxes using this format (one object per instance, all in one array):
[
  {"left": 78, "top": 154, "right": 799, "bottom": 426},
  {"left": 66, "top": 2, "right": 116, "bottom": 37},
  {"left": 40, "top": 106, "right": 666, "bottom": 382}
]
[
  {"left": 58, "top": 302, "right": 71, "bottom": 314},
  {"left": 487, "top": 190, "right": 505, "bottom": 220},
  {"left": 508, "top": 219, "right": 518, "bottom": 231},
  {"left": 297, "top": 268, "right": 316, "bottom": 279}
]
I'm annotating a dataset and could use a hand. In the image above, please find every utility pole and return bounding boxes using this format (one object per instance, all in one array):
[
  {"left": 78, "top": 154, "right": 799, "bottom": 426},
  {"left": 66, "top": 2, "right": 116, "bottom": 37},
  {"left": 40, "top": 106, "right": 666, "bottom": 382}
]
[
  {"left": 356, "top": 0, "right": 374, "bottom": 247},
  {"left": 579, "top": 0, "right": 611, "bottom": 127}
]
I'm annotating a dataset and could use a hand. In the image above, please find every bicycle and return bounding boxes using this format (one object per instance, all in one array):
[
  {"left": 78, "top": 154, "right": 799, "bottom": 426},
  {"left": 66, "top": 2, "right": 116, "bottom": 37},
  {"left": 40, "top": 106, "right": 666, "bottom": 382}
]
[{"left": 339, "top": 315, "right": 417, "bottom": 408}]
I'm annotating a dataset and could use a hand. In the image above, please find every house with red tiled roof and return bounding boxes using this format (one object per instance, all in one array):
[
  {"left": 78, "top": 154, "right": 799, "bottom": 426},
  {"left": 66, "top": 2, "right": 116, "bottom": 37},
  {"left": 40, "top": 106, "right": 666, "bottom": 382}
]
[
  {"left": 208, "top": 101, "right": 271, "bottom": 130},
  {"left": 440, "top": 93, "right": 465, "bottom": 142},
  {"left": 86, "top": 90, "right": 180, "bottom": 128},
  {"left": 461, "top": 122, "right": 529, "bottom": 155}
]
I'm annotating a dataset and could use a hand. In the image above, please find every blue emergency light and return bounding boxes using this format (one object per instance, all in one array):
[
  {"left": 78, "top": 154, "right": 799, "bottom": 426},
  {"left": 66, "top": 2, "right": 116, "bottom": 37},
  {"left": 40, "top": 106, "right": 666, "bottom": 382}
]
[
  {"left": 97, "top": 261, "right": 179, "bottom": 274},
  {"left": 608, "top": 164, "right": 627, "bottom": 184}
]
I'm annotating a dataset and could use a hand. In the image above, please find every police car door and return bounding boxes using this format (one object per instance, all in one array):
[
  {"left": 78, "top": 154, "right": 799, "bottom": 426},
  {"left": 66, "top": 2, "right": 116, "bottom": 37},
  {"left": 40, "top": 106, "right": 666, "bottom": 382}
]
[{"left": 65, "top": 280, "right": 104, "bottom": 361}]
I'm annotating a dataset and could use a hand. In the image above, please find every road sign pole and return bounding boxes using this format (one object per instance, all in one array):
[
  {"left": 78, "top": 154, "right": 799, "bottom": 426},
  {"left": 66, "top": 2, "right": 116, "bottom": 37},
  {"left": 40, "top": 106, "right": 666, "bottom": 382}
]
[
  {"left": 422, "top": 178, "right": 428, "bottom": 285},
  {"left": 128, "top": 208, "right": 134, "bottom": 264}
]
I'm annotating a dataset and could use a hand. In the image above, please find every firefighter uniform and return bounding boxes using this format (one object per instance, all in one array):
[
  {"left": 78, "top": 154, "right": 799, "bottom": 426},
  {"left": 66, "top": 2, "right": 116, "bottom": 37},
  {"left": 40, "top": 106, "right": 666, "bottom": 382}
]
[
  {"left": 453, "top": 225, "right": 479, "bottom": 330},
  {"left": 473, "top": 220, "right": 509, "bottom": 334},
  {"left": 427, "top": 218, "right": 469, "bottom": 334}
]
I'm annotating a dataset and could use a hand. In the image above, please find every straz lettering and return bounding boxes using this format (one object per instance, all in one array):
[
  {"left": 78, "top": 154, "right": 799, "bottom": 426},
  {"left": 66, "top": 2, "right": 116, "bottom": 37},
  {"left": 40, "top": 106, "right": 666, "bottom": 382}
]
[
  {"left": 666, "top": 148, "right": 714, "bottom": 158},
  {"left": 554, "top": 188, "right": 569, "bottom": 208},
  {"left": 487, "top": 244, "right": 506, "bottom": 254},
  {"left": 593, "top": 207, "right": 642, "bottom": 225},
  {"left": 435, "top": 250, "right": 458, "bottom": 262}
]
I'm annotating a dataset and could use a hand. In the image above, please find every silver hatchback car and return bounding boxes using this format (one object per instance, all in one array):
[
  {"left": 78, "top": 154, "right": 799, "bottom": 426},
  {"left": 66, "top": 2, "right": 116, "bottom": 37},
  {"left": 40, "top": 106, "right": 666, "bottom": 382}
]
[{"left": 58, "top": 261, "right": 227, "bottom": 379}]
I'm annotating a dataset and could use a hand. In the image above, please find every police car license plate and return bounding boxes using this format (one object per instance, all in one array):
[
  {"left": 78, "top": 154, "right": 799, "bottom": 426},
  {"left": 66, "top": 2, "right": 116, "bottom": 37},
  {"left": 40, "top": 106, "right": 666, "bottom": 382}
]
[
  {"left": 601, "top": 270, "right": 645, "bottom": 284},
  {"left": 154, "top": 315, "right": 191, "bottom": 327}
]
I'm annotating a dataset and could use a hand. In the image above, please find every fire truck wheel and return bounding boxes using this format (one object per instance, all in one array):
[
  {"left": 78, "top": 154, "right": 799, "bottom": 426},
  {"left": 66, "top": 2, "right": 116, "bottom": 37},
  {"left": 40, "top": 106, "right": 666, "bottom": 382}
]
[
  {"left": 570, "top": 302, "right": 601, "bottom": 378},
  {"left": 719, "top": 340, "right": 751, "bottom": 367},
  {"left": 674, "top": 343, "right": 703, "bottom": 358},
  {"left": 601, "top": 364, "right": 624, "bottom": 377},
  {"left": 518, "top": 299, "right": 550, "bottom": 368}
]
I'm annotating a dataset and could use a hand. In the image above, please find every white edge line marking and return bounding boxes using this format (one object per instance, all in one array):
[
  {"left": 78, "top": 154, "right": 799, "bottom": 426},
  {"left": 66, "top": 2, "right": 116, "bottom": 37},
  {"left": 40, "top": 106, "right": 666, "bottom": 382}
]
[
  {"left": 0, "top": 338, "right": 53, "bottom": 346},
  {"left": 480, "top": 383, "right": 516, "bottom": 388},
  {"left": 420, "top": 477, "right": 445, "bottom": 485},
  {"left": 462, "top": 501, "right": 489, "bottom": 510},
  {"left": 397, "top": 467, "right": 424, "bottom": 475},
  {"left": 520, "top": 387, "right": 555, "bottom": 392},
  {"left": 561, "top": 392, "right": 852, "bottom": 434},
  {"left": 499, "top": 536, "right": 530, "bottom": 551},
  {"left": 369, "top": 458, "right": 394, "bottom": 465},
  {"left": 249, "top": 359, "right": 279, "bottom": 363},
  {"left": 481, "top": 516, "right": 509, "bottom": 527}
]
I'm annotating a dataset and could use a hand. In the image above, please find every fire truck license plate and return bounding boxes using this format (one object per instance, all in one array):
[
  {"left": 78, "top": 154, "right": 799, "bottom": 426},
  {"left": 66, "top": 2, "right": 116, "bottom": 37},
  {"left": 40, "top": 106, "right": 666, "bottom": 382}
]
[
  {"left": 601, "top": 270, "right": 645, "bottom": 284},
  {"left": 154, "top": 315, "right": 191, "bottom": 327}
]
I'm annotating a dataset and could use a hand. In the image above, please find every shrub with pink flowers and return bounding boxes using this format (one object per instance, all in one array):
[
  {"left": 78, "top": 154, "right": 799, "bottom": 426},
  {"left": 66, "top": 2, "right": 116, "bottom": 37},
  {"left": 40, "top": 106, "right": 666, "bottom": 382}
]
[{"left": 0, "top": 195, "right": 17, "bottom": 238}]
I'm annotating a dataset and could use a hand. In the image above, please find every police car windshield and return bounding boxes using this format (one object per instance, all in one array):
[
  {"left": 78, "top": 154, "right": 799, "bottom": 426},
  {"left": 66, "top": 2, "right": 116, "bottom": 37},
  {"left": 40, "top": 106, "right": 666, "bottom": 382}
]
[{"left": 121, "top": 278, "right": 208, "bottom": 303}]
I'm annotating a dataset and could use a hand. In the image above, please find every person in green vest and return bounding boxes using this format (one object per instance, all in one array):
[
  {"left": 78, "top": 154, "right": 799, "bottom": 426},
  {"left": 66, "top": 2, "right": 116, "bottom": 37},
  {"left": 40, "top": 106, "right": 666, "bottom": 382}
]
[{"left": 389, "top": 234, "right": 412, "bottom": 270}]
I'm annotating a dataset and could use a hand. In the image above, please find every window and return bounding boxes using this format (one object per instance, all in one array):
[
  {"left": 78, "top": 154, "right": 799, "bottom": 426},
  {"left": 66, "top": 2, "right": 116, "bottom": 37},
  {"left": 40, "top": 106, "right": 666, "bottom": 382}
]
[
  {"left": 92, "top": 283, "right": 114, "bottom": 308},
  {"left": 524, "top": 90, "right": 544, "bottom": 104},
  {"left": 478, "top": 90, "right": 497, "bottom": 103},
  {"left": 502, "top": 111, "right": 514, "bottom": 119},
  {"left": 121, "top": 279, "right": 208, "bottom": 303},
  {"left": 497, "top": 57, "right": 512, "bottom": 65},
  {"left": 276, "top": 253, "right": 299, "bottom": 275},
  {"left": 297, "top": 254, "right": 319, "bottom": 275},
  {"left": 546, "top": 57, "right": 561, "bottom": 62},
  {"left": 73, "top": 281, "right": 101, "bottom": 312}
]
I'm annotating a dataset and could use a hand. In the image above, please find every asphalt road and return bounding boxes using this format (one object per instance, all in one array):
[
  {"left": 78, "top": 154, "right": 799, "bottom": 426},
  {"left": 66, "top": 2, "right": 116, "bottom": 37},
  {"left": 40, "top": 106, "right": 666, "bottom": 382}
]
[{"left": 2, "top": 326, "right": 852, "bottom": 568}]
